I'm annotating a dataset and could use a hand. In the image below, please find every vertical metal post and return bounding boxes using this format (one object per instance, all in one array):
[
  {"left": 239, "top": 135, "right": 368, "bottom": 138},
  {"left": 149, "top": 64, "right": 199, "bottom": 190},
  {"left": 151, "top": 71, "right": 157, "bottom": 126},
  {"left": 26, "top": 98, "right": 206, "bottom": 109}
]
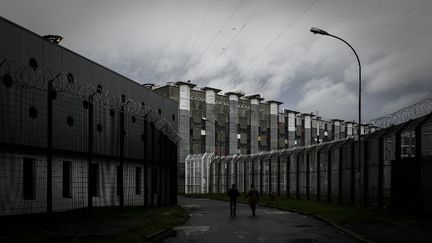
[
  {"left": 234, "top": 159, "right": 238, "bottom": 188},
  {"left": 259, "top": 158, "right": 263, "bottom": 195},
  {"left": 226, "top": 158, "right": 230, "bottom": 193},
  {"left": 339, "top": 144, "right": 343, "bottom": 204},
  {"left": 328, "top": 147, "right": 332, "bottom": 203},
  {"left": 158, "top": 131, "right": 163, "bottom": 207},
  {"left": 306, "top": 152, "right": 310, "bottom": 200},
  {"left": 317, "top": 149, "right": 321, "bottom": 201},
  {"left": 363, "top": 138, "right": 369, "bottom": 206},
  {"left": 350, "top": 143, "right": 356, "bottom": 204},
  {"left": 119, "top": 106, "right": 125, "bottom": 208},
  {"left": 143, "top": 118, "right": 148, "bottom": 208},
  {"left": 286, "top": 155, "right": 290, "bottom": 198},
  {"left": 47, "top": 79, "right": 54, "bottom": 217},
  {"left": 268, "top": 155, "right": 272, "bottom": 195},
  {"left": 277, "top": 156, "right": 281, "bottom": 196},
  {"left": 243, "top": 158, "right": 247, "bottom": 193},
  {"left": 377, "top": 137, "right": 384, "bottom": 207},
  {"left": 251, "top": 157, "right": 255, "bottom": 187},
  {"left": 296, "top": 153, "right": 300, "bottom": 199},
  {"left": 87, "top": 97, "right": 94, "bottom": 212}
]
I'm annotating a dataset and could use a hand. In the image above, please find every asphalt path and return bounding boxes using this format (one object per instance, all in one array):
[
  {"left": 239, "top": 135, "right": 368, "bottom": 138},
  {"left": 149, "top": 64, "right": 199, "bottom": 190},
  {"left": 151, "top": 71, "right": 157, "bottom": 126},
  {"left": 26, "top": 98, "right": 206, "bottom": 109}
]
[{"left": 165, "top": 196, "right": 359, "bottom": 243}]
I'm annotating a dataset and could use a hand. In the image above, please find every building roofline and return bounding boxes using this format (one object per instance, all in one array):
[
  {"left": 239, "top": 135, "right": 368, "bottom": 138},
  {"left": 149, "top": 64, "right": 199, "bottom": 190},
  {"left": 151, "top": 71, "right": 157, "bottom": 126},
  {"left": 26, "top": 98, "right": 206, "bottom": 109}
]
[
  {"left": 225, "top": 91, "right": 245, "bottom": 97},
  {"left": 202, "top": 86, "right": 222, "bottom": 93},
  {"left": 175, "top": 81, "right": 197, "bottom": 88},
  {"left": 283, "top": 109, "right": 300, "bottom": 114},
  {"left": 266, "top": 100, "right": 283, "bottom": 105}
]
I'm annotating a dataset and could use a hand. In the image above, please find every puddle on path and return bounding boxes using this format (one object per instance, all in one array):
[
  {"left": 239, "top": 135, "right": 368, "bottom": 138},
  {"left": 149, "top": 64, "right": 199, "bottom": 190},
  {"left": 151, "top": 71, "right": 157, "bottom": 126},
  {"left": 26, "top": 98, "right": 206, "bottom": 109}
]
[
  {"left": 263, "top": 210, "right": 293, "bottom": 215},
  {"left": 173, "top": 226, "right": 211, "bottom": 237}
]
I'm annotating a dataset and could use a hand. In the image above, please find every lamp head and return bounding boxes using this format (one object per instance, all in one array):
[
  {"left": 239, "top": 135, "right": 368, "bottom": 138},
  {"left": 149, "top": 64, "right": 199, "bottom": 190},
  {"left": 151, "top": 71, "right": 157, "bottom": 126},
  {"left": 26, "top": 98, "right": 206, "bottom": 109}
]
[
  {"left": 310, "top": 27, "right": 329, "bottom": 36},
  {"left": 202, "top": 117, "right": 207, "bottom": 121}
]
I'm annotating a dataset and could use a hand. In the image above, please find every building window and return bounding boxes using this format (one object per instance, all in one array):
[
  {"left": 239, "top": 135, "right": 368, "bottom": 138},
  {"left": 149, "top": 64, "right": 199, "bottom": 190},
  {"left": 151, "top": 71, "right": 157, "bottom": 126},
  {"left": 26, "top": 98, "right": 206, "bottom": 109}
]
[
  {"left": 90, "top": 164, "right": 99, "bottom": 197},
  {"left": 136, "top": 167, "right": 141, "bottom": 195},
  {"left": 2, "top": 74, "right": 13, "bottom": 88},
  {"left": 23, "top": 158, "right": 35, "bottom": 200},
  {"left": 28, "top": 107, "right": 38, "bottom": 119},
  {"left": 63, "top": 161, "right": 72, "bottom": 198},
  {"left": 29, "top": 58, "right": 38, "bottom": 71}
]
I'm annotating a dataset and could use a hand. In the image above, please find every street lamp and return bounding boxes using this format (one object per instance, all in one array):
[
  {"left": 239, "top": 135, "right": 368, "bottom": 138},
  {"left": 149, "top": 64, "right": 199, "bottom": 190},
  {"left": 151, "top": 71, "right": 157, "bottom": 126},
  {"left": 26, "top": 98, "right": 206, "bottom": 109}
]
[
  {"left": 202, "top": 117, "right": 222, "bottom": 194},
  {"left": 310, "top": 27, "right": 362, "bottom": 207}
]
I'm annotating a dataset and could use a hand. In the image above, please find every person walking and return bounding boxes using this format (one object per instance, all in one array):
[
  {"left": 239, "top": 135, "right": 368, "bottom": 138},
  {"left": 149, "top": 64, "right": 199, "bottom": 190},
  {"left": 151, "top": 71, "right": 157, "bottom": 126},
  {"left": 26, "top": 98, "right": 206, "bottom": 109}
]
[
  {"left": 227, "top": 184, "right": 240, "bottom": 216},
  {"left": 245, "top": 184, "right": 259, "bottom": 216}
]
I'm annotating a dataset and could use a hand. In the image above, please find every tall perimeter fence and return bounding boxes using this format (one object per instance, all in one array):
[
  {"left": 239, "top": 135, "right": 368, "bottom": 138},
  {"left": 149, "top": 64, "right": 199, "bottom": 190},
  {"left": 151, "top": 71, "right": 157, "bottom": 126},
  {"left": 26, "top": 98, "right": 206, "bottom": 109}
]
[
  {"left": 0, "top": 57, "right": 179, "bottom": 216},
  {"left": 185, "top": 113, "right": 432, "bottom": 214}
]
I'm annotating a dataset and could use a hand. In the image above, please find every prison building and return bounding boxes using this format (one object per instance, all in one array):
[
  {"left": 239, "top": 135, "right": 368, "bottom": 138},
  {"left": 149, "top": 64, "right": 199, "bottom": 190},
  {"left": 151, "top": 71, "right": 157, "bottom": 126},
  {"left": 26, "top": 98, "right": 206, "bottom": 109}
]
[
  {"left": 152, "top": 82, "right": 374, "bottom": 193},
  {"left": 0, "top": 17, "right": 179, "bottom": 216}
]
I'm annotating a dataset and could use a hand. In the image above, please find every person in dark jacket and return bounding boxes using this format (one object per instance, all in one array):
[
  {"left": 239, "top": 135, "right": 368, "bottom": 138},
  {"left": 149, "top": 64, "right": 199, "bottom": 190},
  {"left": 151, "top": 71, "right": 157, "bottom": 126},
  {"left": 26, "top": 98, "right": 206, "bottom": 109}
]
[
  {"left": 245, "top": 184, "right": 259, "bottom": 216},
  {"left": 228, "top": 184, "right": 240, "bottom": 216}
]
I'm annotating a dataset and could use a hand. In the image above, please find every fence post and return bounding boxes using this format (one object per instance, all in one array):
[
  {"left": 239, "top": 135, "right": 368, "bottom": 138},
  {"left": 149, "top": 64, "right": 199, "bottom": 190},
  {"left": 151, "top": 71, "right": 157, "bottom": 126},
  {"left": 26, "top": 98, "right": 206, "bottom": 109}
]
[
  {"left": 414, "top": 114, "right": 431, "bottom": 213},
  {"left": 328, "top": 146, "right": 333, "bottom": 203},
  {"left": 317, "top": 148, "right": 321, "bottom": 202},
  {"left": 244, "top": 158, "right": 247, "bottom": 193},
  {"left": 46, "top": 78, "right": 55, "bottom": 218},
  {"left": 338, "top": 144, "right": 343, "bottom": 204},
  {"left": 87, "top": 97, "right": 94, "bottom": 212},
  {"left": 286, "top": 154, "right": 290, "bottom": 198},
  {"left": 296, "top": 153, "right": 300, "bottom": 199},
  {"left": 119, "top": 105, "right": 125, "bottom": 208},
  {"left": 350, "top": 142, "right": 356, "bottom": 205},
  {"left": 306, "top": 151, "right": 310, "bottom": 200},
  {"left": 143, "top": 118, "right": 148, "bottom": 207},
  {"left": 269, "top": 155, "right": 272, "bottom": 196},
  {"left": 277, "top": 155, "right": 281, "bottom": 196},
  {"left": 259, "top": 157, "right": 263, "bottom": 195},
  {"left": 363, "top": 138, "right": 368, "bottom": 206},
  {"left": 377, "top": 136, "right": 384, "bottom": 207}
]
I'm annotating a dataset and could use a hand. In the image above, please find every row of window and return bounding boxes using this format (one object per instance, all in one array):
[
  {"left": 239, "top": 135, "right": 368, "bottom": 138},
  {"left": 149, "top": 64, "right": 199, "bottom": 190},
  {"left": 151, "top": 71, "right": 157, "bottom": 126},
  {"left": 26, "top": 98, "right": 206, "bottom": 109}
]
[{"left": 22, "top": 158, "right": 158, "bottom": 200}]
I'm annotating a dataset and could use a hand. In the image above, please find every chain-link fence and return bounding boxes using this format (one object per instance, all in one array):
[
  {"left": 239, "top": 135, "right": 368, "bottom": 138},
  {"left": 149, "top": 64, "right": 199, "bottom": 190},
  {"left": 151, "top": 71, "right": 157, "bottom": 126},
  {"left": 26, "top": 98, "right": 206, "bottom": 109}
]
[{"left": 0, "top": 56, "right": 179, "bottom": 216}]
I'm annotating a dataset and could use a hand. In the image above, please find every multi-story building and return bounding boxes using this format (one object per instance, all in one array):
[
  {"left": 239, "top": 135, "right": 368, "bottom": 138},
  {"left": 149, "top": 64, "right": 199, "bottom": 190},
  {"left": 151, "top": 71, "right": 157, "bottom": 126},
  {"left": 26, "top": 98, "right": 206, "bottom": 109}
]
[
  {"left": 152, "top": 81, "right": 374, "bottom": 193},
  {"left": 0, "top": 17, "right": 179, "bottom": 216}
]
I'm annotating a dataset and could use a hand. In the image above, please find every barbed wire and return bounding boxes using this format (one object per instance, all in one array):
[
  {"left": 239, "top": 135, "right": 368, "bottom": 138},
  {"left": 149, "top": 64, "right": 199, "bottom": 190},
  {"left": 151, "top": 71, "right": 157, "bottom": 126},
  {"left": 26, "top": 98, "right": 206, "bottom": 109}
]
[
  {"left": 369, "top": 91, "right": 432, "bottom": 128},
  {"left": 0, "top": 59, "right": 180, "bottom": 143}
]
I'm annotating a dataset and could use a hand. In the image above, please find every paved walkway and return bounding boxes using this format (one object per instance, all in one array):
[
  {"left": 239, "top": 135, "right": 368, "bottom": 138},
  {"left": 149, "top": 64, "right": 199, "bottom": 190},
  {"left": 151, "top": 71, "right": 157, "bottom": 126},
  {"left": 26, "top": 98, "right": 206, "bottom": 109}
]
[{"left": 165, "top": 196, "right": 359, "bottom": 243}]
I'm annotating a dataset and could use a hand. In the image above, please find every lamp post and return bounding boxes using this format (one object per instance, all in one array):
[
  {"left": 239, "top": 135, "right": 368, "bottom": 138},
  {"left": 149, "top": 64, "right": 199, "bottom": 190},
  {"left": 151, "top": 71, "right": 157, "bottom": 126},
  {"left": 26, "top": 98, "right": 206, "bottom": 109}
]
[
  {"left": 310, "top": 27, "right": 362, "bottom": 207},
  {"left": 202, "top": 117, "right": 222, "bottom": 194}
]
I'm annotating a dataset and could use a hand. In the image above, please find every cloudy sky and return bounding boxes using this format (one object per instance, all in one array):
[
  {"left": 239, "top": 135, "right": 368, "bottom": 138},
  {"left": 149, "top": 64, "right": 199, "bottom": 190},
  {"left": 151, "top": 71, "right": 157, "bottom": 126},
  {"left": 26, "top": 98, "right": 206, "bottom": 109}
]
[{"left": 1, "top": 0, "right": 432, "bottom": 122}]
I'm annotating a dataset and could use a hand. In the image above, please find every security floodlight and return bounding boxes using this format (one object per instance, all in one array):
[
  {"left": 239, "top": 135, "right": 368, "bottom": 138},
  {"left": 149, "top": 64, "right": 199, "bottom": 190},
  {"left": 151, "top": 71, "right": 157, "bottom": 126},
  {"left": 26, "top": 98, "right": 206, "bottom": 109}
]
[
  {"left": 310, "top": 27, "right": 329, "bottom": 36},
  {"left": 43, "top": 35, "right": 63, "bottom": 44}
]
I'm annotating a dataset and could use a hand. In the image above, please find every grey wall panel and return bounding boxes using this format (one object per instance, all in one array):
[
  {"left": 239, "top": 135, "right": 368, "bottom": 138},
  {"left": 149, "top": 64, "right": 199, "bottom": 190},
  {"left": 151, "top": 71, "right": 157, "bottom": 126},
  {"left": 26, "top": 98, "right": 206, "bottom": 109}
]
[
  {"left": 43, "top": 42, "right": 62, "bottom": 72},
  {"left": 54, "top": 49, "right": 87, "bottom": 152},
  {"left": 118, "top": 76, "right": 140, "bottom": 102},
  {"left": 126, "top": 112, "right": 143, "bottom": 159},
  {"left": 21, "top": 30, "right": 43, "bottom": 69},
  {"left": 94, "top": 103, "right": 120, "bottom": 156},
  {"left": 92, "top": 64, "right": 111, "bottom": 90},
  {"left": 19, "top": 30, "right": 47, "bottom": 147},
  {"left": 163, "top": 97, "right": 179, "bottom": 132},
  {"left": 61, "top": 49, "right": 79, "bottom": 79},
  {"left": 78, "top": 57, "right": 93, "bottom": 85},
  {"left": 0, "top": 19, "right": 21, "bottom": 62},
  {"left": 147, "top": 90, "right": 164, "bottom": 118},
  {"left": 0, "top": 20, "right": 21, "bottom": 145}
]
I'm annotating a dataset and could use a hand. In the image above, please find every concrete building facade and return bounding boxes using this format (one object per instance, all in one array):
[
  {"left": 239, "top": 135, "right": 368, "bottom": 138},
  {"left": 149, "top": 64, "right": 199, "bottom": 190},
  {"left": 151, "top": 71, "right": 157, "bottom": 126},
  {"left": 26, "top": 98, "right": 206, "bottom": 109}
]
[
  {"left": 0, "top": 17, "right": 179, "bottom": 215},
  {"left": 153, "top": 82, "right": 374, "bottom": 192}
]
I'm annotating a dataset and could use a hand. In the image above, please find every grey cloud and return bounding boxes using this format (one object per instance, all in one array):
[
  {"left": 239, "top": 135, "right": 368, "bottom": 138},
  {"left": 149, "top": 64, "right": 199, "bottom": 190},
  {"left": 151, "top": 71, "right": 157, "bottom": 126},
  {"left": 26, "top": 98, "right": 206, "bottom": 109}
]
[{"left": 2, "top": 0, "right": 431, "bottom": 122}]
